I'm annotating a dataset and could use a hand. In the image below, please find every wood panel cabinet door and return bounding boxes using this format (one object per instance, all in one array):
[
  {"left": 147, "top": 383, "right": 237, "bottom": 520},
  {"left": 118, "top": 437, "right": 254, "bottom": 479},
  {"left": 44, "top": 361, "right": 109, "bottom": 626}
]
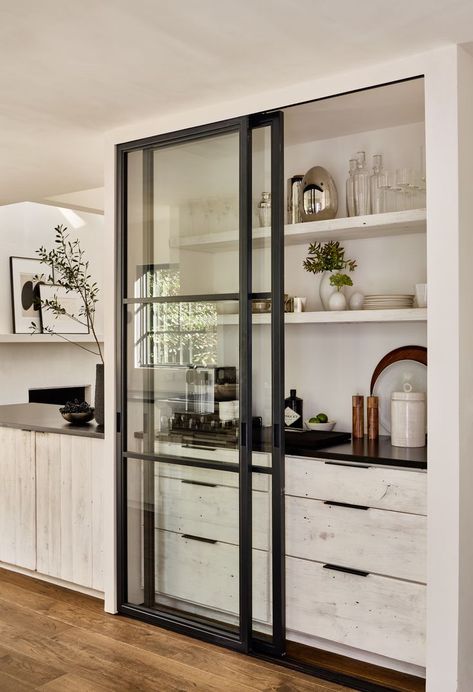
[
  {"left": 35, "top": 432, "right": 104, "bottom": 591},
  {"left": 0, "top": 427, "right": 36, "bottom": 570}
]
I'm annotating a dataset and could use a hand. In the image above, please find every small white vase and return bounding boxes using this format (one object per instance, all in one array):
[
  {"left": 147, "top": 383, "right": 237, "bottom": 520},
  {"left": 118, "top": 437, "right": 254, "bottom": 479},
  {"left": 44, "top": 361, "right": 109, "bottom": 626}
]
[
  {"left": 328, "top": 291, "right": 347, "bottom": 311},
  {"left": 319, "top": 271, "right": 337, "bottom": 310}
]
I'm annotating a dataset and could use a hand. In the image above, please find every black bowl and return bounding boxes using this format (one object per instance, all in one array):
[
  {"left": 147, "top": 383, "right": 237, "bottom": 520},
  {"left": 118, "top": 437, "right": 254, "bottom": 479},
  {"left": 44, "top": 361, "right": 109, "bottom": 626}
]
[{"left": 60, "top": 409, "right": 95, "bottom": 425}]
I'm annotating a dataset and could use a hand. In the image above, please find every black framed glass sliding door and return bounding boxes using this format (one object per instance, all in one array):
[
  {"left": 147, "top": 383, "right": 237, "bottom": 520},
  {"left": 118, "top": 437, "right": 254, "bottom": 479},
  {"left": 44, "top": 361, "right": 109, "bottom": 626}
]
[{"left": 116, "top": 113, "right": 284, "bottom": 654}]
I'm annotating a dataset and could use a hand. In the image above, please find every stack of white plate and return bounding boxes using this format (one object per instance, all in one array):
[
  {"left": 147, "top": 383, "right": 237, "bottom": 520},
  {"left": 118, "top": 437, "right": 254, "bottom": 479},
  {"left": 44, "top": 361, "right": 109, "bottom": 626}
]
[{"left": 363, "top": 294, "right": 414, "bottom": 310}]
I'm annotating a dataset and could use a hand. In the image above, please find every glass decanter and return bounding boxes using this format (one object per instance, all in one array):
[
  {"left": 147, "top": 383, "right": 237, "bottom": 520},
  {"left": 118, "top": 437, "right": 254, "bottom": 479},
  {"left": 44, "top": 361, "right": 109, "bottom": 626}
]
[
  {"left": 370, "top": 154, "right": 386, "bottom": 214},
  {"left": 346, "top": 158, "right": 357, "bottom": 217},
  {"left": 354, "top": 151, "right": 370, "bottom": 216},
  {"left": 257, "top": 192, "right": 271, "bottom": 227}
]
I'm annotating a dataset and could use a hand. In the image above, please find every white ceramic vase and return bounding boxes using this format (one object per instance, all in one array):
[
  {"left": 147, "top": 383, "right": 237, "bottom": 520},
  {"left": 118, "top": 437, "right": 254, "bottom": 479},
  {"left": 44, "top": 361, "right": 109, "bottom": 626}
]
[
  {"left": 319, "top": 271, "right": 337, "bottom": 310},
  {"left": 328, "top": 291, "right": 347, "bottom": 311}
]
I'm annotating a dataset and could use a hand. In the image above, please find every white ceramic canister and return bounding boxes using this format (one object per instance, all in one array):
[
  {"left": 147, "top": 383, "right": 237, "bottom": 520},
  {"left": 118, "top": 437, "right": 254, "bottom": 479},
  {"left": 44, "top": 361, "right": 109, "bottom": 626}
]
[{"left": 391, "top": 383, "right": 426, "bottom": 448}]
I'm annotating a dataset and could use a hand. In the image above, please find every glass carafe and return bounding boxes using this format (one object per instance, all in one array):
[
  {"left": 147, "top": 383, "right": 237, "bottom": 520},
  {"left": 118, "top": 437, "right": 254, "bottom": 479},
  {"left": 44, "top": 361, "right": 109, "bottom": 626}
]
[
  {"left": 257, "top": 191, "right": 271, "bottom": 227},
  {"left": 346, "top": 158, "right": 357, "bottom": 217},
  {"left": 354, "top": 151, "right": 370, "bottom": 216},
  {"left": 370, "top": 154, "right": 386, "bottom": 214}
]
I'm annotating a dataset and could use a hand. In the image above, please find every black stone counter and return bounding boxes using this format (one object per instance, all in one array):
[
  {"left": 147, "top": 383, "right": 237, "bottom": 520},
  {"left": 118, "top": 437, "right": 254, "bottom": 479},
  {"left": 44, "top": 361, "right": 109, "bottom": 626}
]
[
  {"left": 249, "top": 427, "right": 427, "bottom": 469},
  {"left": 284, "top": 434, "right": 427, "bottom": 470},
  {"left": 0, "top": 403, "right": 104, "bottom": 439}
]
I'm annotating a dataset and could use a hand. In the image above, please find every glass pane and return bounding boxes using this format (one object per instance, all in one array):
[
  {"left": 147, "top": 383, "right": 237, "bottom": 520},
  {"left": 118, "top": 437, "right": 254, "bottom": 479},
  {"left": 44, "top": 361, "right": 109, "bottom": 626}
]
[
  {"left": 252, "top": 473, "right": 273, "bottom": 637},
  {"left": 125, "top": 300, "right": 239, "bottom": 453},
  {"left": 127, "top": 457, "right": 240, "bottom": 633},
  {"left": 126, "top": 132, "right": 240, "bottom": 299}
]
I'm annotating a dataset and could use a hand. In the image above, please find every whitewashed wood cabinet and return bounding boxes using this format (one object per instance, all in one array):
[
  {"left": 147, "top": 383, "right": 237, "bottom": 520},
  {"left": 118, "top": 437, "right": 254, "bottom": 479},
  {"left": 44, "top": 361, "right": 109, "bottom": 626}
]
[
  {"left": 35, "top": 432, "right": 104, "bottom": 591},
  {"left": 285, "top": 455, "right": 427, "bottom": 667},
  {"left": 0, "top": 427, "right": 36, "bottom": 570}
]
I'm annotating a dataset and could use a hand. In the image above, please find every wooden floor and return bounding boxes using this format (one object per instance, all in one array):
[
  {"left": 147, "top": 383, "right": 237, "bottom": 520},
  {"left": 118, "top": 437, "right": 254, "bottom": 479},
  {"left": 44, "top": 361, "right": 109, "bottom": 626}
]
[{"left": 0, "top": 568, "right": 354, "bottom": 691}]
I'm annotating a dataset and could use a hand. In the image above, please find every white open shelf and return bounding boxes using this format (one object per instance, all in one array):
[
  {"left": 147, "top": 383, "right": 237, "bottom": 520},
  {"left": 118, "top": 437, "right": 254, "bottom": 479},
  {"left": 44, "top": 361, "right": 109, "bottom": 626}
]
[
  {"left": 218, "top": 308, "right": 426, "bottom": 325},
  {"left": 0, "top": 334, "right": 105, "bottom": 344},
  {"left": 171, "top": 209, "right": 426, "bottom": 252}
]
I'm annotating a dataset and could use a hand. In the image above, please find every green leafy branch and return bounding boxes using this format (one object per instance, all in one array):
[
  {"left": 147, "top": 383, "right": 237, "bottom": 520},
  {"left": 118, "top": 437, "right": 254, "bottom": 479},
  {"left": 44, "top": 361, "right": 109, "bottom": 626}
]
[
  {"left": 330, "top": 272, "right": 353, "bottom": 291},
  {"left": 303, "top": 240, "right": 357, "bottom": 274},
  {"left": 30, "top": 224, "right": 103, "bottom": 363}
]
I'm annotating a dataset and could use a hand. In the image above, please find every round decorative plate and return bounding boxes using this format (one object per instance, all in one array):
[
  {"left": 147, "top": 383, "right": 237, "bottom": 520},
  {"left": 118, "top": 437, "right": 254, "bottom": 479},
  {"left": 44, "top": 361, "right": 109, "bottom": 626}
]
[{"left": 370, "top": 346, "right": 427, "bottom": 434}]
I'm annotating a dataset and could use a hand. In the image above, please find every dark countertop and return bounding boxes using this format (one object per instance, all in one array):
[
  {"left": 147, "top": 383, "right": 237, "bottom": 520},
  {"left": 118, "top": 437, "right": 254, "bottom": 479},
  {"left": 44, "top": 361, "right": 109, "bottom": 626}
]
[
  {"left": 284, "top": 434, "right": 427, "bottom": 470},
  {"left": 141, "top": 426, "right": 427, "bottom": 470},
  {"left": 0, "top": 403, "right": 104, "bottom": 439}
]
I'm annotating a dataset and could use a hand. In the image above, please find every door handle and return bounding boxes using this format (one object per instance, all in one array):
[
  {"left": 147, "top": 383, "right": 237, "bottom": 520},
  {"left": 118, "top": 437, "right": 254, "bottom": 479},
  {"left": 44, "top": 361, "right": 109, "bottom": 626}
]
[
  {"left": 181, "top": 534, "right": 217, "bottom": 545},
  {"left": 323, "top": 500, "right": 369, "bottom": 511},
  {"left": 181, "top": 480, "right": 217, "bottom": 488},
  {"left": 325, "top": 461, "right": 369, "bottom": 469},
  {"left": 323, "top": 563, "right": 369, "bottom": 577},
  {"left": 182, "top": 444, "right": 217, "bottom": 452}
]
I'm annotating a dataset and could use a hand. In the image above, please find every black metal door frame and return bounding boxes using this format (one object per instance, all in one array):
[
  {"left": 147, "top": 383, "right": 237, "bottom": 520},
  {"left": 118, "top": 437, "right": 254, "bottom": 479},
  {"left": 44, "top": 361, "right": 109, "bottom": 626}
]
[{"left": 115, "top": 113, "right": 285, "bottom": 654}]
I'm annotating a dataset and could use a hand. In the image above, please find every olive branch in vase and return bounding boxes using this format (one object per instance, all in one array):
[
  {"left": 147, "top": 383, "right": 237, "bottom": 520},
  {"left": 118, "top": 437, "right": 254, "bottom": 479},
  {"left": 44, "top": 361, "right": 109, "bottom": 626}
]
[{"left": 30, "top": 224, "right": 104, "bottom": 364}]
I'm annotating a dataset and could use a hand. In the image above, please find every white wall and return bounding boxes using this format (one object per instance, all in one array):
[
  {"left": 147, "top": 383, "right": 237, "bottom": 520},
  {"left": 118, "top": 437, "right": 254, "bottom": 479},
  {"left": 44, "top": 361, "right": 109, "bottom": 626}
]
[
  {"left": 457, "top": 45, "right": 473, "bottom": 692},
  {"left": 0, "top": 202, "right": 104, "bottom": 405}
]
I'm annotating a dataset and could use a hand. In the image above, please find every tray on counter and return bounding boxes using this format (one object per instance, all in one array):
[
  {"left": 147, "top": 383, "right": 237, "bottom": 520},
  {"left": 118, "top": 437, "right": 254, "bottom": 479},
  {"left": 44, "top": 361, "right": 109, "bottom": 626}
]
[{"left": 285, "top": 428, "right": 351, "bottom": 450}]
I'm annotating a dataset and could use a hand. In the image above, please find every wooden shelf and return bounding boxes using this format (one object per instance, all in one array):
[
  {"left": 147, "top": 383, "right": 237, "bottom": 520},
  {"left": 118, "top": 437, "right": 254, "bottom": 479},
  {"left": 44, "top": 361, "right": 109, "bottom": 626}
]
[
  {"left": 0, "top": 334, "right": 104, "bottom": 344},
  {"left": 172, "top": 209, "right": 426, "bottom": 252},
  {"left": 218, "top": 309, "right": 427, "bottom": 325}
]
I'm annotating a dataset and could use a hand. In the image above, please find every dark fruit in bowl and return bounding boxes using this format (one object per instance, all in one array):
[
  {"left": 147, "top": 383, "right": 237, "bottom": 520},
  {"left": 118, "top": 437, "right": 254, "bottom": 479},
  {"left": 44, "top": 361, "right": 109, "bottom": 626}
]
[{"left": 60, "top": 399, "right": 95, "bottom": 425}]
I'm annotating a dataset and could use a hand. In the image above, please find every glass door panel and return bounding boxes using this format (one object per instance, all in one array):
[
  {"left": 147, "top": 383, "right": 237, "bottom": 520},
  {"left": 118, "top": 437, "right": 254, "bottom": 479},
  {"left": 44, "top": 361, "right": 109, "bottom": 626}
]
[
  {"left": 250, "top": 114, "right": 285, "bottom": 655},
  {"left": 126, "top": 132, "right": 240, "bottom": 299},
  {"left": 126, "top": 457, "right": 241, "bottom": 632},
  {"left": 125, "top": 300, "right": 239, "bottom": 453},
  {"left": 120, "top": 120, "right": 248, "bottom": 647}
]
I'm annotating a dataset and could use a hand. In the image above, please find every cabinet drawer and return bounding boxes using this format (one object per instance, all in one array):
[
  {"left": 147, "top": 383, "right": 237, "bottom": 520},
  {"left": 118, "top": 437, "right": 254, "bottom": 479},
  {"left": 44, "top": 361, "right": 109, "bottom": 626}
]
[
  {"left": 155, "top": 529, "right": 270, "bottom": 623},
  {"left": 155, "top": 476, "right": 270, "bottom": 550},
  {"left": 286, "top": 456, "right": 426, "bottom": 515},
  {"left": 155, "top": 440, "right": 239, "bottom": 465},
  {"left": 156, "top": 461, "right": 269, "bottom": 492},
  {"left": 286, "top": 556, "right": 426, "bottom": 666},
  {"left": 286, "top": 496, "right": 426, "bottom": 582}
]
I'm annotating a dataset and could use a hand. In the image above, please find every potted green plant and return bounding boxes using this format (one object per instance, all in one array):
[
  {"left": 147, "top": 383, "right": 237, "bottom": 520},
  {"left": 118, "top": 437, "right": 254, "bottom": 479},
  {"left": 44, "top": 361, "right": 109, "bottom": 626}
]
[
  {"left": 303, "top": 240, "right": 357, "bottom": 310},
  {"left": 30, "top": 224, "right": 104, "bottom": 426}
]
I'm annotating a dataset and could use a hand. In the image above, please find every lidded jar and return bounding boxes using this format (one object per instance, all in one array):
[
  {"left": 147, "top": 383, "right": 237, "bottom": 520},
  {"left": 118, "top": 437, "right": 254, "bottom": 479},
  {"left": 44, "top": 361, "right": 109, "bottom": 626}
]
[{"left": 391, "top": 383, "right": 426, "bottom": 448}]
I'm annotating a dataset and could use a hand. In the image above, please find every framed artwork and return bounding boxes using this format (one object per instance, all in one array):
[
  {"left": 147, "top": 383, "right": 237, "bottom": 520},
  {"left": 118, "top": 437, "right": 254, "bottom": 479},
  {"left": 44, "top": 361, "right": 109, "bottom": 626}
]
[
  {"left": 39, "top": 284, "right": 90, "bottom": 335},
  {"left": 10, "top": 256, "right": 49, "bottom": 334}
]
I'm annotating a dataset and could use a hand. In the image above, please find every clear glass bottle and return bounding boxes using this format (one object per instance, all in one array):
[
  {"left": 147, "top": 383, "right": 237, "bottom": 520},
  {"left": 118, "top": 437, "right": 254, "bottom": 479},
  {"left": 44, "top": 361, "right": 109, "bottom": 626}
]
[
  {"left": 370, "top": 154, "right": 386, "bottom": 214},
  {"left": 353, "top": 151, "right": 370, "bottom": 216},
  {"left": 257, "top": 191, "right": 271, "bottom": 227},
  {"left": 346, "top": 158, "right": 357, "bottom": 217}
]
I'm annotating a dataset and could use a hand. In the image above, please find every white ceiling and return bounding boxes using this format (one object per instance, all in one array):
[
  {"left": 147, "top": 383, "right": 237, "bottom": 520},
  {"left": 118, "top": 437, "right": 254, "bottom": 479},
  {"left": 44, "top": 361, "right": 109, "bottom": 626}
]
[{"left": 1, "top": 0, "right": 473, "bottom": 205}]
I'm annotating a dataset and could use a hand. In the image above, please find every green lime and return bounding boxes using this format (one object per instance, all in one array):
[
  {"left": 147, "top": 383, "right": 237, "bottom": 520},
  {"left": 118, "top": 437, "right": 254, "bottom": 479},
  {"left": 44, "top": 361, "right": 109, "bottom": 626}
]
[
  {"left": 308, "top": 417, "right": 318, "bottom": 423},
  {"left": 316, "top": 413, "right": 328, "bottom": 423}
]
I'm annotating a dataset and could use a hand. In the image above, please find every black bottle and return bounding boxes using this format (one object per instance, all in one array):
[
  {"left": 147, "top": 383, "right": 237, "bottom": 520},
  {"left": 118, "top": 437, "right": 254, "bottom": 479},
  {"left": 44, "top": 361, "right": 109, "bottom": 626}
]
[{"left": 284, "top": 389, "right": 303, "bottom": 429}]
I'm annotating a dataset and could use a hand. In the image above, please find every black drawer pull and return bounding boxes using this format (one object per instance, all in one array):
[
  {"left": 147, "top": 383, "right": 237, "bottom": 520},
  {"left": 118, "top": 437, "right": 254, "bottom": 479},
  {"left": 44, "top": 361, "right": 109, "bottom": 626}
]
[
  {"left": 181, "top": 534, "right": 217, "bottom": 545},
  {"left": 181, "top": 480, "right": 217, "bottom": 488},
  {"left": 323, "top": 563, "right": 369, "bottom": 577},
  {"left": 325, "top": 461, "right": 369, "bottom": 469},
  {"left": 324, "top": 500, "right": 369, "bottom": 511},
  {"left": 182, "top": 444, "right": 217, "bottom": 452}
]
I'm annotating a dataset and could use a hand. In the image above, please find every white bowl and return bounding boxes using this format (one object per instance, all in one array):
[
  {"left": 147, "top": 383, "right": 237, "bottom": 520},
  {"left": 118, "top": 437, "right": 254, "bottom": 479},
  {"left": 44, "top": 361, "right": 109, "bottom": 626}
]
[{"left": 304, "top": 420, "right": 336, "bottom": 432}]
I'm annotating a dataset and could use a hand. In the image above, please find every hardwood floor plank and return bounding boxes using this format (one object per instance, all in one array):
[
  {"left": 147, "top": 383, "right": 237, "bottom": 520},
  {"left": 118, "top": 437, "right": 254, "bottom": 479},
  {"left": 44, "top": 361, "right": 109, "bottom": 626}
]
[
  {"left": 0, "top": 569, "right": 352, "bottom": 692},
  {"left": 0, "top": 646, "right": 65, "bottom": 688},
  {"left": 37, "top": 673, "right": 111, "bottom": 691},
  {"left": 0, "top": 597, "right": 72, "bottom": 639},
  {"left": 0, "top": 669, "right": 34, "bottom": 691}
]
